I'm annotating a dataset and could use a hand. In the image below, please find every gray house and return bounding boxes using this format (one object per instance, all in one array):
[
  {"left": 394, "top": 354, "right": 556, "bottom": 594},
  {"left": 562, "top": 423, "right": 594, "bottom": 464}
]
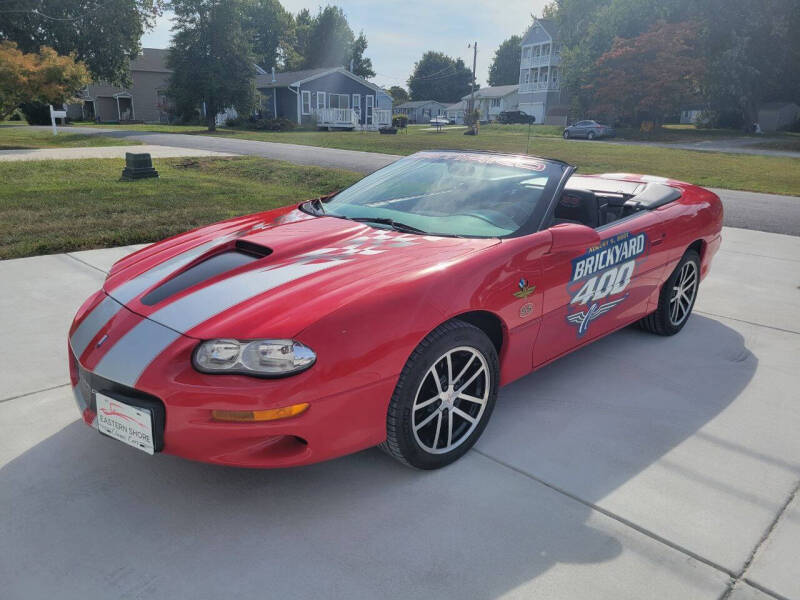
[
  {"left": 256, "top": 67, "right": 392, "bottom": 129},
  {"left": 67, "top": 48, "right": 171, "bottom": 123},
  {"left": 393, "top": 100, "right": 448, "bottom": 124},
  {"left": 517, "top": 18, "right": 569, "bottom": 125},
  {"left": 467, "top": 85, "right": 519, "bottom": 122},
  {"left": 757, "top": 102, "right": 800, "bottom": 132}
]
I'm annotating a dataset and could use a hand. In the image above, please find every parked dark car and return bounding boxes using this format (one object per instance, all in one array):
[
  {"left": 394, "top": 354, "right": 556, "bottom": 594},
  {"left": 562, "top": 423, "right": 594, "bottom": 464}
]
[
  {"left": 497, "top": 111, "right": 535, "bottom": 124},
  {"left": 563, "top": 120, "right": 616, "bottom": 139}
]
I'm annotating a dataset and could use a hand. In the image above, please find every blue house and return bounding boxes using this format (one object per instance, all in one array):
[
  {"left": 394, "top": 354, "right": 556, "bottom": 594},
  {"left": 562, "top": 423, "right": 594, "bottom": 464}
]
[{"left": 256, "top": 67, "right": 392, "bottom": 129}]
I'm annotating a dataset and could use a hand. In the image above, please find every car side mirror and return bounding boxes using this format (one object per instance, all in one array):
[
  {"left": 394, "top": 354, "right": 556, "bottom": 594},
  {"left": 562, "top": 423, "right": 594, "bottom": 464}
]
[{"left": 548, "top": 222, "right": 601, "bottom": 254}]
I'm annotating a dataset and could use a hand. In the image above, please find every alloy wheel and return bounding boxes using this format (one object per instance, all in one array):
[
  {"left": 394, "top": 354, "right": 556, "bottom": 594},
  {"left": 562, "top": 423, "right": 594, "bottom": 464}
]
[
  {"left": 669, "top": 260, "right": 698, "bottom": 326},
  {"left": 411, "top": 346, "right": 490, "bottom": 455}
]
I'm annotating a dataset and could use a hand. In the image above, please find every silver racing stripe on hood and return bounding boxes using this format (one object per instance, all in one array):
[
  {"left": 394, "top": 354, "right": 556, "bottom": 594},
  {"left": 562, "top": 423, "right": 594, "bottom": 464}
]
[
  {"left": 149, "top": 259, "right": 347, "bottom": 333},
  {"left": 93, "top": 319, "right": 183, "bottom": 387},
  {"left": 69, "top": 295, "right": 123, "bottom": 358},
  {"left": 109, "top": 235, "right": 237, "bottom": 305},
  {"left": 91, "top": 259, "right": 349, "bottom": 386}
]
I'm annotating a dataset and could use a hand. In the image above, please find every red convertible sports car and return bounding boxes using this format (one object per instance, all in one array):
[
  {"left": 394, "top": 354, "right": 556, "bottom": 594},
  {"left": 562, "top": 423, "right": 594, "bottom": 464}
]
[{"left": 69, "top": 151, "right": 722, "bottom": 469}]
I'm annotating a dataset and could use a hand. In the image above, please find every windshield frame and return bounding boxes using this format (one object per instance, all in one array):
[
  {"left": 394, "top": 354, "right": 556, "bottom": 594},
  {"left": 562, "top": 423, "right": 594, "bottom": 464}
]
[{"left": 301, "top": 150, "right": 574, "bottom": 240}]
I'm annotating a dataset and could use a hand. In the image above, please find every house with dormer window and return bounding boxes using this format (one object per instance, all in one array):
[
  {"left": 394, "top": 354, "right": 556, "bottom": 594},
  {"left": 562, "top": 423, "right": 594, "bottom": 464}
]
[{"left": 518, "top": 18, "right": 569, "bottom": 125}]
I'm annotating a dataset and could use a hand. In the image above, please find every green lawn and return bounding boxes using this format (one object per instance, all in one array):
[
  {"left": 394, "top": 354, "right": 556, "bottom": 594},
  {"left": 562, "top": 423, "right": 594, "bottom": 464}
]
[
  {"left": 0, "top": 156, "right": 360, "bottom": 259},
  {"left": 0, "top": 126, "right": 139, "bottom": 149},
  {"left": 192, "top": 125, "right": 800, "bottom": 195}
]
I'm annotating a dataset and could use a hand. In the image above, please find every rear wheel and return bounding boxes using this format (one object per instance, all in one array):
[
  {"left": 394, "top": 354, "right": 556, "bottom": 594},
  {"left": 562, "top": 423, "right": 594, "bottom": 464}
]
[
  {"left": 587, "top": 131, "right": 596, "bottom": 140},
  {"left": 639, "top": 249, "right": 700, "bottom": 336},
  {"left": 380, "top": 320, "right": 499, "bottom": 469}
]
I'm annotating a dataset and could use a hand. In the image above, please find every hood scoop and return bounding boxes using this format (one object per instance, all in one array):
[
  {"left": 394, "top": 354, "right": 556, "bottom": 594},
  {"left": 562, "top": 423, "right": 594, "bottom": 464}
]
[{"left": 140, "top": 241, "right": 272, "bottom": 306}]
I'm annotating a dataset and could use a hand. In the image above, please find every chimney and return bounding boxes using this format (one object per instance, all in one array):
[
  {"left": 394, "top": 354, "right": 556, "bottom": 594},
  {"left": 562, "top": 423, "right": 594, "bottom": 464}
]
[{"left": 271, "top": 67, "right": 276, "bottom": 83}]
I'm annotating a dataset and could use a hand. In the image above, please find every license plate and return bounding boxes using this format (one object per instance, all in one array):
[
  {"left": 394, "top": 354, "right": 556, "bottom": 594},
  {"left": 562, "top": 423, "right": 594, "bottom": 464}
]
[{"left": 95, "top": 392, "right": 155, "bottom": 455}]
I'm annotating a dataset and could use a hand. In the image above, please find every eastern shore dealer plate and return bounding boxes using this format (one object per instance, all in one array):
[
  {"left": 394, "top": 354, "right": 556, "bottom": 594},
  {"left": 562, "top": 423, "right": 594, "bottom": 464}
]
[{"left": 95, "top": 392, "right": 155, "bottom": 455}]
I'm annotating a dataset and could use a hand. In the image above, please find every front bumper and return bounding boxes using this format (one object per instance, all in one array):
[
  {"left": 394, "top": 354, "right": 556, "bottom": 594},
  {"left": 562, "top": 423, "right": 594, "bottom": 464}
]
[{"left": 69, "top": 292, "right": 396, "bottom": 468}]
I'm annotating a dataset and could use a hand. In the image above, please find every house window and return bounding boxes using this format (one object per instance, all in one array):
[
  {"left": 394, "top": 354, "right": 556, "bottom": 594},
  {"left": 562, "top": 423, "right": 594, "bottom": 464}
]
[
  {"left": 352, "top": 94, "right": 361, "bottom": 118},
  {"left": 316, "top": 91, "right": 326, "bottom": 110},
  {"left": 542, "top": 44, "right": 550, "bottom": 56},
  {"left": 301, "top": 90, "right": 311, "bottom": 115},
  {"left": 328, "top": 94, "right": 349, "bottom": 109},
  {"left": 521, "top": 70, "right": 529, "bottom": 84},
  {"left": 522, "top": 46, "right": 530, "bottom": 59},
  {"left": 491, "top": 98, "right": 500, "bottom": 107},
  {"left": 534, "top": 45, "right": 540, "bottom": 57}
]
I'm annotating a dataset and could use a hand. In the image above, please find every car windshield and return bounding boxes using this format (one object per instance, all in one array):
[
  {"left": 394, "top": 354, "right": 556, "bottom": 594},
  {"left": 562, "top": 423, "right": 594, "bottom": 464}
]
[{"left": 320, "top": 151, "right": 564, "bottom": 238}]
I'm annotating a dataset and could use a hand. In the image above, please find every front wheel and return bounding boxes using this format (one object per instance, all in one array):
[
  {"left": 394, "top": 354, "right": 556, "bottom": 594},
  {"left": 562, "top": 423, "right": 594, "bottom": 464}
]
[
  {"left": 380, "top": 320, "right": 499, "bottom": 469},
  {"left": 563, "top": 130, "right": 570, "bottom": 139},
  {"left": 639, "top": 249, "right": 700, "bottom": 335}
]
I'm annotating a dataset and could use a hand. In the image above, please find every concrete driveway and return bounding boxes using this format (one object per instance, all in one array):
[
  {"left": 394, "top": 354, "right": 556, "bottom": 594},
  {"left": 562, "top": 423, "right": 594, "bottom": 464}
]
[{"left": 1, "top": 228, "right": 799, "bottom": 599}]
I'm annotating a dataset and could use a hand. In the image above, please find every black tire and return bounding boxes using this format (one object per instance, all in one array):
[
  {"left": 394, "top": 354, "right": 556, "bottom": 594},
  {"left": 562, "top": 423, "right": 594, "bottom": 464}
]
[
  {"left": 563, "top": 130, "right": 570, "bottom": 139},
  {"left": 587, "top": 131, "right": 595, "bottom": 140},
  {"left": 639, "top": 249, "right": 701, "bottom": 336},
  {"left": 379, "top": 320, "right": 499, "bottom": 469}
]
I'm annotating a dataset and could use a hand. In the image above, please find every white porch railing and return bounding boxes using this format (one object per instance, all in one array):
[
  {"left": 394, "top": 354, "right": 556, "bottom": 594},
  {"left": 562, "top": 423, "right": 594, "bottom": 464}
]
[
  {"left": 315, "top": 108, "right": 358, "bottom": 127},
  {"left": 373, "top": 109, "right": 391, "bottom": 127},
  {"left": 519, "top": 81, "right": 560, "bottom": 93}
]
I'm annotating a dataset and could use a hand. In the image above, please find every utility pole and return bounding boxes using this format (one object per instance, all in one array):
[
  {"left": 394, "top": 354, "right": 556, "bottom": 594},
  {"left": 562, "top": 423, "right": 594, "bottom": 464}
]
[{"left": 468, "top": 41, "right": 477, "bottom": 134}]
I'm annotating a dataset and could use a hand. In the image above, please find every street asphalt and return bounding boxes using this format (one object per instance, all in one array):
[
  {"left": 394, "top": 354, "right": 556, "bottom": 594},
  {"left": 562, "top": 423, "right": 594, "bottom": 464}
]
[
  {"left": 55, "top": 126, "right": 800, "bottom": 237},
  {"left": 1, "top": 226, "right": 799, "bottom": 599}
]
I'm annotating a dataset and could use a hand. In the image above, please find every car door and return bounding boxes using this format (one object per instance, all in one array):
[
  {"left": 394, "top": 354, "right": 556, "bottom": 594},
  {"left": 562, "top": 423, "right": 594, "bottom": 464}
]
[{"left": 532, "top": 212, "right": 669, "bottom": 368}]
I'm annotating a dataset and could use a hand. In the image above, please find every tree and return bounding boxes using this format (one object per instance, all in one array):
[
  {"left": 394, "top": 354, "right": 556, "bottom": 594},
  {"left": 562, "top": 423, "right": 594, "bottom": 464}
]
[
  {"left": 285, "top": 5, "right": 375, "bottom": 78},
  {"left": 388, "top": 86, "right": 409, "bottom": 105},
  {"left": 0, "top": 0, "right": 163, "bottom": 85},
  {"left": 407, "top": 52, "right": 473, "bottom": 103},
  {"left": 242, "top": 0, "right": 294, "bottom": 71},
  {"left": 167, "top": 0, "right": 256, "bottom": 131},
  {"left": 0, "top": 41, "right": 90, "bottom": 120},
  {"left": 488, "top": 35, "right": 522, "bottom": 86},
  {"left": 588, "top": 21, "right": 705, "bottom": 125}
]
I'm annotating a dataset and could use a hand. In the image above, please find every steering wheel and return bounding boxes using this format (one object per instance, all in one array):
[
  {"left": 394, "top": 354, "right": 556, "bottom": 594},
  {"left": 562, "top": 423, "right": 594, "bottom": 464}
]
[{"left": 455, "top": 210, "right": 520, "bottom": 230}]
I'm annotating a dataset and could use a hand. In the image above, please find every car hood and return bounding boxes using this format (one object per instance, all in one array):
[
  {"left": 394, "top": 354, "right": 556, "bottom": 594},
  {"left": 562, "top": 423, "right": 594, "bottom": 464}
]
[{"left": 103, "top": 207, "right": 498, "bottom": 339}]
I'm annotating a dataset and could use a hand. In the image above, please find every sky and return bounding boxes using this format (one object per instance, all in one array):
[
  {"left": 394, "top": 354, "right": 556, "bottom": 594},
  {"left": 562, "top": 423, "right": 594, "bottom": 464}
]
[{"left": 141, "top": 1, "right": 549, "bottom": 89}]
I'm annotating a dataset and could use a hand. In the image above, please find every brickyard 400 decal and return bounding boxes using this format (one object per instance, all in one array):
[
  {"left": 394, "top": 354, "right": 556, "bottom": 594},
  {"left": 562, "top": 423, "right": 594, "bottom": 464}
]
[{"left": 566, "top": 232, "right": 647, "bottom": 337}]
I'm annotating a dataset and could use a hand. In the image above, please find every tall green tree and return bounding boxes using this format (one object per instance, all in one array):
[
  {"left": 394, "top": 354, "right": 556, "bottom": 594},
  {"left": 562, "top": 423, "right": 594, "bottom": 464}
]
[
  {"left": 388, "top": 86, "right": 409, "bottom": 105},
  {"left": 488, "top": 35, "right": 522, "bottom": 86},
  {"left": 407, "top": 51, "right": 473, "bottom": 103},
  {"left": 168, "top": 0, "right": 256, "bottom": 131},
  {"left": 242, "top": 0, "right": 294, "bottom": 71},
  {"left": 285, "top": 5, "right": 374, "bottom": 78},
  {"left": 0, "top": 0, "right": 162, "bottom": 85}
]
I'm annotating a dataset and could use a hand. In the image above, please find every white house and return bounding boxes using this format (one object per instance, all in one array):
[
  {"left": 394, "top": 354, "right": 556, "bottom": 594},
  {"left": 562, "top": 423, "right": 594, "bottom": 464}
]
[
  {"left": 465, "top": 85, "right": 519, "bottom": 122},
  {"left": 392, "top": 100, "right": 448, "bottom": 124},
  {"left": 517, "top": 18, "right": 569, "bottom": 125},
  {"left": 445, "top": 100, "right": 468, "bottom": 124}
]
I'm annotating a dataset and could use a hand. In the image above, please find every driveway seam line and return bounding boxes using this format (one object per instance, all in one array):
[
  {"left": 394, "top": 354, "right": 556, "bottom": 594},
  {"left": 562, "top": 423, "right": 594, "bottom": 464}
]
[
  {"left": 721, "top": 480, "right": 800, "bottom": 600},
  {"left": 694, "top": 310, "right": 800, "bottom": 336},
  {"left": 470, "top": 448, "right": 735, "bottom": 578},
  {"left": 0, "top": 383, "right": 70, "bottom": 405},
  {"left": 65, "top": 252, "right": 108, "bottom": 274},
  {"left": 717, "top": 249, "right": 800, "bottom": 263}
]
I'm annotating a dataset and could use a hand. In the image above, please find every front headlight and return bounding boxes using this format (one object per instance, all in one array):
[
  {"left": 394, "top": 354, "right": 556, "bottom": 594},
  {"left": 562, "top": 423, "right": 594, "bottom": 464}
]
[{"left": 193, "top": 339, "right": 316, "bottom": 377}]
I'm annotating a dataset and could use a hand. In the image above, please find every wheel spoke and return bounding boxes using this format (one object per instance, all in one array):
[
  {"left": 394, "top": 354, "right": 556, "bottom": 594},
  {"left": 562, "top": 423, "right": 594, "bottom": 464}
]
[
  {"left": 432, "top": 412, "right": 442, "bottom": 449},
  {"left": 452, "top": 405, "right": 477, "bottom": 424},
  {"left": 446, "top": 353, "right": 453, "bottom": 387},
  {"left": 447, "top": 409, "right": 453, "bottom": 447},
  {"left": 452, "top": 355, "right": 475, "bottom": 388},
  {"left": 431, "top": 364, "right": 444, "bottom": 395},
  {"left": 414, "top": 409, "right": 439, "bottom": 431},
  {"left": 456, "top": 367, "right": 484, "bottom": 394},
  {"left": 457, "top": 392, "right": 486, "bottom": 406},
  {"left": 415, "top": 394, "right": 441, "bottom": 410}
]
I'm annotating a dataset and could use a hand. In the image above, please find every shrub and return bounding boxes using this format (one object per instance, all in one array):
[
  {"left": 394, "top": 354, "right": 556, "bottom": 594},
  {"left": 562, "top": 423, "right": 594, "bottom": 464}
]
[
  {"left": 246, "top": 117, "right": 297, "bottom": 131},
  {"left": 9, "top": 109, "right": 23, "bottom": 121},
  {"left": 19, "top": 102, "right": 52, "bottom": 125},
  {"left": 225, "top": 116, "right": 243, "bottom": 127},
  {"left": 392, "top": 113, "right": 408, "bottom": 128}
]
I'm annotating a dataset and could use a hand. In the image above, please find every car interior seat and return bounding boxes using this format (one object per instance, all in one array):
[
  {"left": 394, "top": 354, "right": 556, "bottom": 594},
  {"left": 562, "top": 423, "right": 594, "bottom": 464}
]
[{"left": 553, "top": 189, "right": 601, "bottom": 228}]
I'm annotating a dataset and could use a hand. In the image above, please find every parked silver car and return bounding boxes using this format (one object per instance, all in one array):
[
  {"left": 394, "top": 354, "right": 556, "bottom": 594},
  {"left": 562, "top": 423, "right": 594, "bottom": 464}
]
[{"left": 563, "top": 120, "right": 616, "bottom": 140}]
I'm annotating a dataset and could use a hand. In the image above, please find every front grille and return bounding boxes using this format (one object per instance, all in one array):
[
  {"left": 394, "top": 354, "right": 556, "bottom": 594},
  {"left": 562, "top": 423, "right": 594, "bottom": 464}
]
[{"left": 73, "top": 352, "right": 167, "bottom": 452}]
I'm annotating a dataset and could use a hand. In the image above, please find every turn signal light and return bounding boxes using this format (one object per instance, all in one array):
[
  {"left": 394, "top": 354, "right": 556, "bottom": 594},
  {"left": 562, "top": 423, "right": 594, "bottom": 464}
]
[{"left": 211, "top": 403, "right": 309, "bottom": 423}]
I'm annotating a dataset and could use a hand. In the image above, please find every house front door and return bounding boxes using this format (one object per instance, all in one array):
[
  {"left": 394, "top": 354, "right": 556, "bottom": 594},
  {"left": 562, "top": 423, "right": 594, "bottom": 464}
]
[{"left": 365, "top": 95, "right": 374, "bottom": 125}]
